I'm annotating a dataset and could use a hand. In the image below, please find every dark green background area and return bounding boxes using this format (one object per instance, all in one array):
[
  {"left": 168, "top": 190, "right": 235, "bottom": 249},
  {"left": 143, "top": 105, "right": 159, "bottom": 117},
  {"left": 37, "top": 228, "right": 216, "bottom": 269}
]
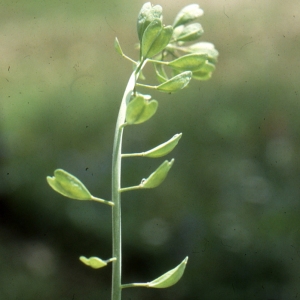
[{"left": 1, "top": 0, "right": 300, "bottom": 299}]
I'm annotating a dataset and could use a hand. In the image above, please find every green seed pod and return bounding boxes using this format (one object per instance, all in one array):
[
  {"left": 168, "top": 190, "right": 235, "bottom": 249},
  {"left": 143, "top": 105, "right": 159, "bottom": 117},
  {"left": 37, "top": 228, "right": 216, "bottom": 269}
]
[
  {"left": 143, "top": 133, "right": 182, "bottom": 158},
  {"left": 141, "top": 159, "right": 174, "bottom": 188},
  {"left": 148, "top": 257, "right": 188, "bottom": 288},
  {"left": 145, "top": 25, "right": 173, "bottom": 59},
  {"left": 156, "top": 71, "right": 192, "bottom": 93},
  {"left": 188, "top": 42, "right": 219, "bottom": 63},
  {"left": 173, "top": 4, "right": 203, "bottom": 27},
  {"left": 141, "top": 19, "right": 162, "bottom": 59},
  {"left": 175, "top": 23, "right": 204, "bottom": 42},
  {"left": 79, "top": 256, "right": 107, "bottom": 269},
  {"left": 137, "top": 2, "right": 162, "bottom": 42},
  {"left": 126, "top": 95, "right": 158, "bottom": 124},
  {"left": 192, "top": 60, "right": 216, "bottom": 81},
  {"left": 168, "top": 54, "right": 207, "bottom": 72},
  {"left": 47, "top": 169, "right": 92, "bottom": 200}
]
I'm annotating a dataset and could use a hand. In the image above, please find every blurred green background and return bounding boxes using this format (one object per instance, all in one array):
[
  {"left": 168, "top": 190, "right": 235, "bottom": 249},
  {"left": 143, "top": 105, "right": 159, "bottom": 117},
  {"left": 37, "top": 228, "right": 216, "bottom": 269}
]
[{"left": 1, "top": 0, "right": 300, "bottom": 299}]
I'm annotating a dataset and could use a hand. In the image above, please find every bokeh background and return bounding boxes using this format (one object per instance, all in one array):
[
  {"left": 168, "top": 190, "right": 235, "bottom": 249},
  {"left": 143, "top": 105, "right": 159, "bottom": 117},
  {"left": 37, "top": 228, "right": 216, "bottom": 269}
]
[{"left": 1, "top": 0, "right": 300, "bottom": 299}]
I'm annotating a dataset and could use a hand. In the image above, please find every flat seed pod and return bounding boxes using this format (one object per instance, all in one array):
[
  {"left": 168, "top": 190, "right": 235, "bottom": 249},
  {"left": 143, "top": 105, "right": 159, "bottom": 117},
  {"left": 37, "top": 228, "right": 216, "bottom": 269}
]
[
  {"left": 145, "top": 25, "right": 173, "bottom": 58},
  {"left": 148, "top": 257, "right": 188, "bottom": 288},
  {"left": 188, "top": 42, "right": 219, "bottom": 63},
  {"left": 168, "top": 54, "right": 207, "bottom": 72},
  {"left": 173, "top": 4, "right": 203, "bottom": 27},
  {"left": 47, "top": 169, "right": 92, "bottom": 200},
  {"left": 156, "top": 71, "right": 192, "bottom": 93},
  {"left": 141, "top": 19, "right": 162, "bottom": 59},
  {"left": 126, "top": 95, "right": 158, "bottom": 124},
  {"left": 141, "top": 159, "right": 174, "bottom": 188},
  {"left": 79, "top": 256, "right": 107, "bottom": 269},
  {"left": 137, "top": 2, "right": 162, "bottom": 42},
  {"left": 175, "top": 23, "right": 204, "bottom": 42},
  {"left": 143, "top": 133, "right": 182, "bottom": 158}
]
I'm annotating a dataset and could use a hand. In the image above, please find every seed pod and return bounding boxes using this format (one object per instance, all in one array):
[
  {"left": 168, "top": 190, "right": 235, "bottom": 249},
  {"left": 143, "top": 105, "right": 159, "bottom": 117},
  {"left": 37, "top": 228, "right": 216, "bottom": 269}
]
[
  {"left": 187, "top": 42, "right": 219, "bottom": 63},
  {"left": 47, "top": 169, "right": 92, "bottom": 200},
  {"left": 79, "top": 256, "right": 108, "bottom": 269},
  {"left": 174, "top": 23, "right": 204, "bottom": 42},
  {"left": 141, "top": 19, "right": 163, "bottom": 59},
  {"left": 168, "top": 54, "right": 207, "bottom": 72},
  {"left": 156, "top": 71, "right": 192, "bottom": 93},
  {"left": 141, "top": 159, "right": 174, "bottom": 188},
  {"left": 145, "top": 25, "right": 173, "bottom": 59},
  {"left": 137, "top": 2, "right": 162, "bottom": 42},
  {"left": 126, "top": 95, "right": 158, "bottom": 124},
  {"left": 173, "top": 4, "right": 203, "bottom": 27},
  {"left": 148, "top": 257, "right": 188, "bottom": 288},
  {"left": 143, "top": 133, "right": 182, "bottom": 158}
]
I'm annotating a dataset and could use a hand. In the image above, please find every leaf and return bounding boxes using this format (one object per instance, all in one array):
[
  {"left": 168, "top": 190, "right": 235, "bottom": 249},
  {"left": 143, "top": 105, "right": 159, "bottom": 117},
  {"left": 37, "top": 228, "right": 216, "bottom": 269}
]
[
  {"left": 126, "top": 95, "right": 158, "bottom": 124},
  {"left": 175, "top": 23, "right": 204, "bottom": 42},
  {"left": 114, "top": 37, "right": 123, "bottom": 56},
  {"left": 141, "top": 159, "right": 174, "bottom": 188},
  {"left": 79, "top": 256, "right": 107, "bottom": 269},
  {"left": 148, "top": 257, "right": 188, "bottom": 288},
  {"left": 137, "top": 2, "right": 162, "bottom": 42},
  {"left": 168, "top": 54, "right": 207, "bottom": 72},
  {"left": 143, "top": 133, "right": 182, "bottom": 158},
  {"left": 141, "top": 19, "right": 162, "bottom": 59},
  {"left": 173, "top": 4, "right": 203, "bottom": 27},
  {"left": 47, "top": 169, "right": 92, "bottom": 200},
  {"left": 156, "top": 71, "right": 192, "bottom": 93}
]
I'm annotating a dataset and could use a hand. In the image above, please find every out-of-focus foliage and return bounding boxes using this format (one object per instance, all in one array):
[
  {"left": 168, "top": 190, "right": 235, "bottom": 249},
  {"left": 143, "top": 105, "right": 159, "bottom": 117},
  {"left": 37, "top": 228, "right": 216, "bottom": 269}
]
[{"left": 1, "top": 0, "right": 300, "bottom": 299}]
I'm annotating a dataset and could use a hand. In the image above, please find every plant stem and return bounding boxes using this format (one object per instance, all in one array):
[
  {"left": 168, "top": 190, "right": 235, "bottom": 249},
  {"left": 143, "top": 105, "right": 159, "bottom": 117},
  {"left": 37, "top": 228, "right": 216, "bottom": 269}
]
[{"left": 111, "top": 68, "right": 139, "bottom": 300}]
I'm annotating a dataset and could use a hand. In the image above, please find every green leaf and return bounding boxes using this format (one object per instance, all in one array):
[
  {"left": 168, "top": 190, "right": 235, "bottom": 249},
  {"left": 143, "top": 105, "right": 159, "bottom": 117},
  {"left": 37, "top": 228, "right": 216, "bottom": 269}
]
[
  {"left": 143, "top": 133, "right": 182, "bottom": 158},
  {"left": 126, "top": 95, "right": 158, "bottom": 124},
  {"left": 148, "top": 257, "right": 188, "bottom": 288},
  {"left": 137, "top": 2, "right": 162, "bottom": 42},
  {"left": 175, "top": 23, "right": 204, "bottom": 42},
  {"left": 114, "top": 37, "right": 123, "bottom": 56},
  {"left": 156, "top": 71, "right": 192, "bottom": 93},
  {"left": 47, "top": 169, "right": 92, "bottom": 200},
  {"left": 141, "top": 159, "right": 174, "bottom": 188},
  {"left": 173, "top": 4, "right": 203, "bottom": 27},
  {"left": 79, "top": 256, "right": 109, "bottom": 269},
  {"left": 141, "top": 19, "right": 162, "bottom": 59},
  {"left": 145, "top": 25, "right": 173, "bottom": 59},
  {"left": 168, "top": 54, "right": 207, "bottom": 72}
]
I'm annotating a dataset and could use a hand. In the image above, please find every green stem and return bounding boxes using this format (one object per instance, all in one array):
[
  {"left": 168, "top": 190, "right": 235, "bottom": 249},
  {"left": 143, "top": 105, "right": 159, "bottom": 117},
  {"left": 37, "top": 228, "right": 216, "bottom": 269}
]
[
  {"left": 111, "top": 66, "right": 141, "bottom": 300},
  {"left": 121, "top": 283, "right": 149, "bottom": 289},
  {"left": 91, "top": 196, "right": 114, "bottom": 206},
  {"left": 119, "top": 185, "right": 141, "bottom": 193}
]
